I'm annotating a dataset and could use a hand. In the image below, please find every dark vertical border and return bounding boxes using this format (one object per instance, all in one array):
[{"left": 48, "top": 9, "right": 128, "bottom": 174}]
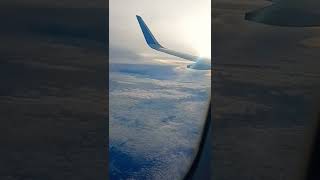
[
  {"left": 106, "top": 0, "right": 110, "bottom": 179},
  {"left": 0, "top": 1, "right": 109, "bottom": 179}
]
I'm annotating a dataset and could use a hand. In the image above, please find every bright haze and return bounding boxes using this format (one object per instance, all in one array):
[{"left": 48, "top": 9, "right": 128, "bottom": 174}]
[{"left": 110, "top": 0, "right": 211, "bottom": 59}]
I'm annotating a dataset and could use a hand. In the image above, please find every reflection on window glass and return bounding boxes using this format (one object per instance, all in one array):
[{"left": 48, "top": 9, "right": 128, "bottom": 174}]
[{"left": 109, "top": 0, "right": 211, "bottom": 179}]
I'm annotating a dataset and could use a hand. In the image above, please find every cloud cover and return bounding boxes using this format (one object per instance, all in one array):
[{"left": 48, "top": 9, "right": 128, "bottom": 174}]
[{"left": 109, "top": 0, "right": 210, "bottom": 178}]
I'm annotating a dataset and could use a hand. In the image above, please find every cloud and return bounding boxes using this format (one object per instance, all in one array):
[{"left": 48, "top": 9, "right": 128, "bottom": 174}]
[{"left": 109, "top": 52, "right": 210, "bottom": 178}]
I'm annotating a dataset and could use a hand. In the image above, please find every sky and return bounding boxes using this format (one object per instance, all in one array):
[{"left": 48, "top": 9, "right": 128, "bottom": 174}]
[
  {"left": 109, "top": 0, "right": 211, "bottom": 179},
  {"left": 110, "top": 0, "right": 211, "bottom": 59}
]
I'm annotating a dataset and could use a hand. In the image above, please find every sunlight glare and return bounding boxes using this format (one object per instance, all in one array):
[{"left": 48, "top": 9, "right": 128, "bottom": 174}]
[{"left": 178, "top": 1, "right": 211, "bottom": 58}]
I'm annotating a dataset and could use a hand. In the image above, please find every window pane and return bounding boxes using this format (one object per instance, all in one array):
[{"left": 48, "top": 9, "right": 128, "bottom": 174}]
[{"left": 109, "top": 0, "right": 211, "bottom": 179}]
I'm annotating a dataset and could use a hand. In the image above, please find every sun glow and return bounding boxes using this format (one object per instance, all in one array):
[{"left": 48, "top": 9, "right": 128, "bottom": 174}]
[{"left": 178, "top": 2, "right": 211, "bottom": 58}]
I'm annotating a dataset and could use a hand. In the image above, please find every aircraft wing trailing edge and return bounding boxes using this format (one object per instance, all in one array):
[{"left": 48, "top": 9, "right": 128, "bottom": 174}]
[
  {"left": 245, "top": 0, "right": 320, "bottom": 27},
  {"left": 136, "top": 15, "right": 211, "bottom": 70}
]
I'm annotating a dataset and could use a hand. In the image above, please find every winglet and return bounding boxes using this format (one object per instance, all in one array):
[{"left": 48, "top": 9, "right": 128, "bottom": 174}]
[{"left": 136, "top": 15, "right": 163, "bottom": 49}]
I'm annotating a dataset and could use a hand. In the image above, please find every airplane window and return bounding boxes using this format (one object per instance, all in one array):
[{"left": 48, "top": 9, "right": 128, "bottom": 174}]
[{"left": 109, "top": 0, "right": 211, "bottom": 179}]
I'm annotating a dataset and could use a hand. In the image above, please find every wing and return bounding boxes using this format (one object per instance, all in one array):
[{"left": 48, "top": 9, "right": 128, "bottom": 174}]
[
  {"left": 245, "top": 0, "right": 320, "bottom": 27},
  {"left": 136, "top": 15, "right": 200, "bottom": 62}
]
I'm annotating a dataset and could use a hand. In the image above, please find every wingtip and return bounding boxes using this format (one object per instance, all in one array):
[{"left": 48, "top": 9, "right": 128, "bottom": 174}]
[{"left": 136, "top": 15, "right": 163, "bottom": 49}]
